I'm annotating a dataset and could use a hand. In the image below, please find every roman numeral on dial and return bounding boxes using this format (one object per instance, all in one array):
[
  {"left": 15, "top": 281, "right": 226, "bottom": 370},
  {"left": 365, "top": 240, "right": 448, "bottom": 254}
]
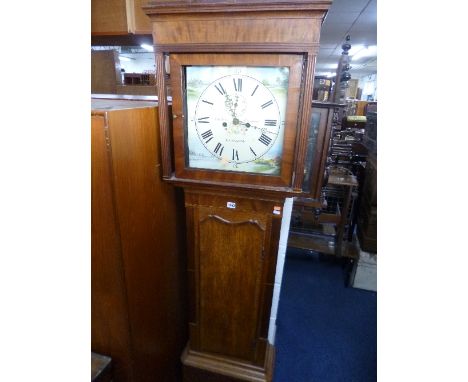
[
  {"left": 232, "top": 149, "right": 239, "bottom": 161},
  {"left": 258, "top": 133, "right": 272, "bottom": 146},
  {"left": 214, "top": 142, "right": 224, "bottom": 156},
  {"left": 201, "top": 129, "right": 213, "bottom": 143},
  {"left": 215, "top": 83, "right": 226, "bottom": 95},
  {"left": 197, "top": 117, "right": 210, "bottom": 123},
  {"left": 233, "top": 78, "right": 242, "bottom": 92},
  {"left": 202, "top": 100, "right": 213, "bottom": 105},
  {"left": 251, "top": 84, "right": 259, "bottom": 97},
  {"left": 264, "top": 119, "right": 277, "bottom": 126},
  {"left": 250, "top": 147, "right": 257, "bottom": 157},
  {"left": 261, "top": 100, "right": 273, "bottom": 109}
]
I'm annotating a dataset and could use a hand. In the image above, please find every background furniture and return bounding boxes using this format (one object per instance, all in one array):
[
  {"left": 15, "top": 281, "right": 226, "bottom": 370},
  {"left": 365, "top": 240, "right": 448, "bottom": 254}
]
[
  {"left": 289, "top": 99, "right": 377, "bottom": 259},
  {"left": 350, "top": 102, "right": 377, "bottom": 287},
  {"left": 91, "top": 0, "right": 152, "bottom": 35},
  {"left": 313, "top": 78, "right": 332, "bottom": 102},
  {"left": 357, "top": 154, "right": 377, "bottom": 253},
  {"left": 356, "top": 103, "right": 377, "bottom": 253},
  {"left": 91, "top": 98, "right": 187, "bottom": 382},
  {"left": 91, "top": 50, "right": 123, "bottom": 94},
  {"left": 91, "top": 353, "right": 112, "bottom": 382},
  {"left": 290, "top": 166, "right": 358, "bottom": 258},
  {"left": 123, "top": 72, "right": 154, "bottom": 85},
  {"left": 331, "top": 36, "right": 352, "bottom": 104},
  {"left": 289, "top": 102, "right": 359, "bottom": 258},
  {"left": 302, "top": 101, "right": 343, "bottom": 197},
  {"left": 329, "top": 115, "right": 367, "bottom": 177},
  {"left": 91, "top": 50, "right": 158, "bottom": 96}
]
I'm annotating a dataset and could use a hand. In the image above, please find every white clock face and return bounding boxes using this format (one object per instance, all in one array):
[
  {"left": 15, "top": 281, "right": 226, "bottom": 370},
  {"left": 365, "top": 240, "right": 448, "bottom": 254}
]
[{"left": 185, "top": 66, "right": 289, "bottom": 175}]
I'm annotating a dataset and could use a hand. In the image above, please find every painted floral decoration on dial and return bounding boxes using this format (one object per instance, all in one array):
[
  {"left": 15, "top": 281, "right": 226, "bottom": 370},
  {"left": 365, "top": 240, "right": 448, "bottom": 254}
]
[{"left": 185, "top": 66, "right": 289, "bottom": 175}]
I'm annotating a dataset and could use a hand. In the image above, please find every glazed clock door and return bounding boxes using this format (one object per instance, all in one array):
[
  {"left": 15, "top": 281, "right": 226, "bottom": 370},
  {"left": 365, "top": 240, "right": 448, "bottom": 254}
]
[
  {"left": 191, "top": 205, "right": 271, "bottom": 365},
  {"left": 170, "top": 53, "right": 303, "bottom": 188}
]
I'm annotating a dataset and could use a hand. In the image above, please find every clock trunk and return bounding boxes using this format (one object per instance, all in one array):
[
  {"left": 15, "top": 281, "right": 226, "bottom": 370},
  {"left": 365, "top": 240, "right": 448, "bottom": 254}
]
[{"left": 183, "top": 189, "right": 282, "bottom": 381}]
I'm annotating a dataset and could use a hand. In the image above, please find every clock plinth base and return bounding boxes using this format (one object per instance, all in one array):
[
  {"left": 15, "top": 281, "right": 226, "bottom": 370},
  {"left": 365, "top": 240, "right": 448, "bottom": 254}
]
[{"left": 181, "top": 343, "right": 275, "bottom": 382}]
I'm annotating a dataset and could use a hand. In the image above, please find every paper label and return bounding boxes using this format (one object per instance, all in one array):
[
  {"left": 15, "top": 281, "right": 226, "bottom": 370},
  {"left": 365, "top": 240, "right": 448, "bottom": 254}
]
[
  {"left": 273, "top": 206, "right": 282, "bottom": 215},
  {"left": 227, "top": 202, "right": 236, "bottom": 209}
]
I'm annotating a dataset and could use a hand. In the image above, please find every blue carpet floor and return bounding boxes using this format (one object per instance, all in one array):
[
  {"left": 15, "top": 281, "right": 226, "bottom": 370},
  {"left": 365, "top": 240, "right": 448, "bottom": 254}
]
[{"left": 273, "top": 251, "right": 377, "bottom": 382}]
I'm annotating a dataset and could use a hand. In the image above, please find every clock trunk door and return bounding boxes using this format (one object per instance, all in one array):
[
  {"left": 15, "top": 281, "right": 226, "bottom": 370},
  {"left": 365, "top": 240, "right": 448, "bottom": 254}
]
[{"left": 196, "top": 207, "right": 267, "bottom": 363}]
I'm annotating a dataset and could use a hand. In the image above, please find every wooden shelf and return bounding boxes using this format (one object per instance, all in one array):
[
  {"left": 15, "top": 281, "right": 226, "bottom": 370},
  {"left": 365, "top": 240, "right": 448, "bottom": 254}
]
[{"left": 288, "top": 231, "right": 358, "bottom": 258}]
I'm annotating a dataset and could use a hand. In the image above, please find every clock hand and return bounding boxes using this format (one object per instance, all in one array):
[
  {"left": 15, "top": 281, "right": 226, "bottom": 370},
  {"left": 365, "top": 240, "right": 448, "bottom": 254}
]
[
  {"left": 224, "top": 94, "right": 239, "bottom": 118},
  {"left": 239, "top": 121, "right": 259, "bottom": 129},
  {"left": 238, "top": 121, "right": 278, "bottom": 135}
]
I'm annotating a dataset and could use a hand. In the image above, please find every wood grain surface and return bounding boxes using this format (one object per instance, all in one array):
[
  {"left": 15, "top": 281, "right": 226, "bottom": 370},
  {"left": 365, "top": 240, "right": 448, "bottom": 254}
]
[
  {"left": 150, "top": 12, "right": 323, "bottom": 46},
  {"left": 92, "top": 0, "right": 128, "bottom": 34},
  {"left": 144, "top": 0, "right": 331, "bottom": 197},
  {"left": 91, "top": 103, "right": 188, "bottom": 382},
  {"left": 198, "top": 209, "right": 266, "bottom": 361},
  {"left": 143, "top": 0, "right": 332, "bottom": 15},
  {"left": 107, "top": 105, "right": 188, "bottom": 382},
  {"left": 182, "top": 189, "right": 283, "bottom": 380},
  {"left": 140, "top": 3, "right": 332, "bottom": 381},
  {"left": 91, "top": 113, "right": 135, "bottom": 382}
]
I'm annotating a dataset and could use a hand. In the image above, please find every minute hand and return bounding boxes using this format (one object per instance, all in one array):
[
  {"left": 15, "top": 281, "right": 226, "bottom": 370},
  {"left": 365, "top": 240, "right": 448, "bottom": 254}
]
[{"left": 239, "top": 121, "right": 278, "bottom": 135}]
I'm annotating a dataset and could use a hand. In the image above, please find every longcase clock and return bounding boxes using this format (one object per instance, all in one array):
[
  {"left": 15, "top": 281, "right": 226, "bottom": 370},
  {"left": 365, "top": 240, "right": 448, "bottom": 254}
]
[{"left": 143, "top": 1, "right": 332, "bottom": 381}]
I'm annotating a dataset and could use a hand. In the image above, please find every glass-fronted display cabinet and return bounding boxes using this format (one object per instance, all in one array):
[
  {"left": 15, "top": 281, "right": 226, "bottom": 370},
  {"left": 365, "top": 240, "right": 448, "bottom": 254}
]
[
  {"left": 290, "top": 102, "right": 360, "bottom": 258},
  {"left": 302, "top": 102, "right": 344, "bottom": 197}
]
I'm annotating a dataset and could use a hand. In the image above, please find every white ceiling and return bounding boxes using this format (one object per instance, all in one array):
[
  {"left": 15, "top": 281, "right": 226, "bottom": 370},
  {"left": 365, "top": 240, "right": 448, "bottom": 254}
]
[{"left": 316, "top": 0, "right": 377, "bottom": 79}]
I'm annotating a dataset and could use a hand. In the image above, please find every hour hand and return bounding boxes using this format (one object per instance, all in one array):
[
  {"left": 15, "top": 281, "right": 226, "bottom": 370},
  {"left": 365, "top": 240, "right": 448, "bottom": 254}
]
[{"left": 239, "top": 121, "right": 255, "bottom": 128}]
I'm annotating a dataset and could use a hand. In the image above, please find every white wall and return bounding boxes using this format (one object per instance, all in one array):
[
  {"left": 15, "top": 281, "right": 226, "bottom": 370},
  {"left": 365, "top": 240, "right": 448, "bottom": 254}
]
[{"left": 268, "top": 197, "right": 293, "bottom": 345}]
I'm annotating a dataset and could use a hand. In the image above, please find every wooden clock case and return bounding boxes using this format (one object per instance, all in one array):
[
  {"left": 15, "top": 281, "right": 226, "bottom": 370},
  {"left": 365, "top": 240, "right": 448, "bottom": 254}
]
[{"left": 143, "top": 1, "right": 332, "bottom": 381}]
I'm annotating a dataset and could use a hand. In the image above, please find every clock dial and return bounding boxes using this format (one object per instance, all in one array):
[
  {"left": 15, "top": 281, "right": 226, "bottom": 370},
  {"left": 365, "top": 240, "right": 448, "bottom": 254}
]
[
  {"left": 195, "top": 74, "right": 281, "bottom": 165},
  {"left": 186, "top": 66, "right": 289, "bottom": 175}
]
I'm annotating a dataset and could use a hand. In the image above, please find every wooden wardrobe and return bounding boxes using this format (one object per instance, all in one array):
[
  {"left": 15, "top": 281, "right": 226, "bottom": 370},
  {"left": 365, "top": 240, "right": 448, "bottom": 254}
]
[{"left": 91, "top": 97, "right": 187, "bottom": 382}]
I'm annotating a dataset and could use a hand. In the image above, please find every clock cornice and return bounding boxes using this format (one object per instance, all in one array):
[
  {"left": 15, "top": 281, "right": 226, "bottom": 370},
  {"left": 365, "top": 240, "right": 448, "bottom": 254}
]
[{"left": 143, "top": 0, "right": 333, "bottom": 15}]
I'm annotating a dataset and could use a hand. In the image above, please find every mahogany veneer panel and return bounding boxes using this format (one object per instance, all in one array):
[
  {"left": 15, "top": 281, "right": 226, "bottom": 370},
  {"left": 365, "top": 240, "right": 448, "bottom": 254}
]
[
  {"left": 91, "top": 113, "right": 134, "bottom": 382},
  {"left": 107, "top": 106, "right": 187, "bottom": 381},
  {"left": 183, "top": 190, "right": 282, "bottom": 380},
  {"left": 151, "top": 12, "right": 323, "bottom": 46},
  {"left": 198, "top": 208, "right": 266, "bottom": 360},
  {"left": 91, "top": 101, "right": 187, "bottom": 382},
  {"left": 133, "top": 0, "right": 153, "bottom": 33}
]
